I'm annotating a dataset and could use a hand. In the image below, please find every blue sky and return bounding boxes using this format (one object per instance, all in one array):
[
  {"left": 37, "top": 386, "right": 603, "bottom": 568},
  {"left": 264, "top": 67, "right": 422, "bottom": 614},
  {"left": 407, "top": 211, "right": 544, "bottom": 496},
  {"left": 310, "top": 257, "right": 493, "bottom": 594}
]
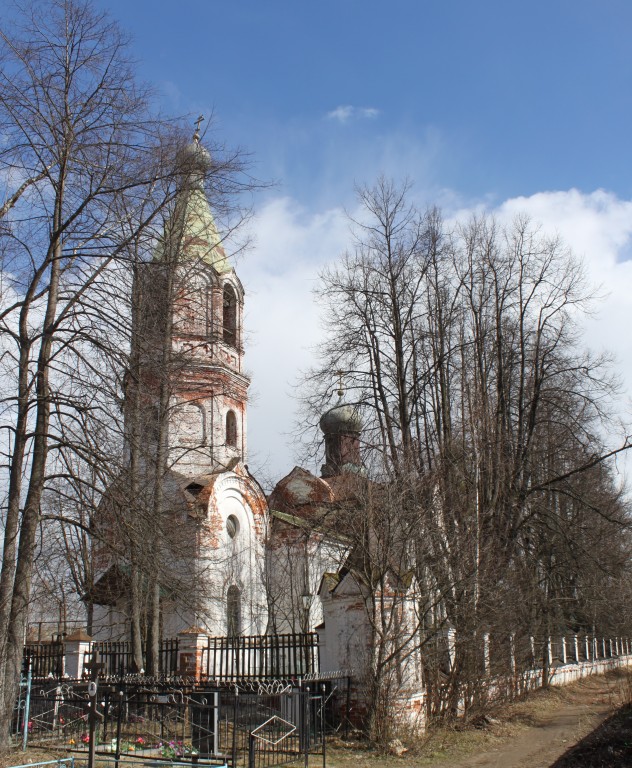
[
  {"left": 98, "top": 0, "right": 632, "bottom": 483},
  {"left": 102, "top": 0, "right": 632, "bottom": 205}
]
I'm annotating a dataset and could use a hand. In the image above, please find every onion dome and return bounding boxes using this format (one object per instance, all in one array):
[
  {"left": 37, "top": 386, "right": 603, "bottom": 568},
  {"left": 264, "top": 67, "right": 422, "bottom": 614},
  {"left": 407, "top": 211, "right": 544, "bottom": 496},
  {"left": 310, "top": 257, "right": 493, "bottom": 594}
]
[
  {"left": 176, "top": 122, "right": 212, "bottom": 188},
  {"left": 178, "top": 138, "right": 211, "bottom": 171},
  {"left": 319, "top": 399, "right": 363, "bottom": 435},
  {"left": 155, "top": 117, "right": 229, "bottom": 272}
]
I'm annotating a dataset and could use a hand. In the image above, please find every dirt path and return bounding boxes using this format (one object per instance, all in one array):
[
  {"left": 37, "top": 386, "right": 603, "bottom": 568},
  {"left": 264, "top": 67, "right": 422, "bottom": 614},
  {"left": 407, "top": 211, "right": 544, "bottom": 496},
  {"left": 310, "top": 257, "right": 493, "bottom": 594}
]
[
  {"left": 449, "top": 696, "right": 611, "bottom": 767},
  {"left": 327, "top": 670, "right": 631, "bottom": 768},
  {"left": 445, "top": 673, "right": 627, "bottom": 768}
]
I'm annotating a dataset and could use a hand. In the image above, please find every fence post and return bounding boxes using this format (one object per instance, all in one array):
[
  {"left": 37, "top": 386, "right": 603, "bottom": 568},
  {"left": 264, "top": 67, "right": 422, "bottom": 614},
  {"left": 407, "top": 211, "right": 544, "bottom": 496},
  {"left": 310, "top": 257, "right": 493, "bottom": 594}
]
[
  {"left": 114, "top": 690, "right": 124, "bottom": 768},
  {"left": 63, "top": 630, "right": 92, "bottom": 679},
  {"left": 248, "top": 732, "right": 255, "bottom": 768},
  {"left": 232, "top": 686, "right": 238, "bottom": 768},
  {"left": 304, "top": 686, "right": 310, "bottom": 768},
  {"left": 509, "top": 633, "right": 516, "bottom": 675},
  {"left": 561, "top": 636, "right": 566, "bottom": 665},
  {"left": 102, "top": 688, "right": 109, "bottom": 744},
  {"left": 176, "top": 628, "right": 209, "bottom": 679},
  {"left": 529, "top": 636, "right": 535, "bottom": 666},
  {"left": 585, "top": 636, "right": 590, "bottom": 662},
  {"left": 21, "top": 658, "right": 32, "bottom": 752},
  {"left": 321, "top": 684, "right": 326, "bottom": 768},
  {"left": 85, "top": 650, "right": 104, "bottom": 768},
  {"left": 574, "top": 634, "right": 579, "bottom": 663}
]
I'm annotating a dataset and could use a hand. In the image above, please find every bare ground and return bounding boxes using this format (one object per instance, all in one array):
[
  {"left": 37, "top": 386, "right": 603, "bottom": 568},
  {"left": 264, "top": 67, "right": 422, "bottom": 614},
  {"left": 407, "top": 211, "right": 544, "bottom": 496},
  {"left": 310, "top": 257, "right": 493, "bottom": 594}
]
[{"left": 326, "top": 669, "right": 632, "bottom": 768}]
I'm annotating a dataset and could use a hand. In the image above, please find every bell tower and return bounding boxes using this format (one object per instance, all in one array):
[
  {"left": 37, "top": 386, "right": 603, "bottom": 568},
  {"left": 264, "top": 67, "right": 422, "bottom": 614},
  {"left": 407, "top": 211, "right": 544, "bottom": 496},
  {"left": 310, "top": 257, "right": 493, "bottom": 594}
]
[{"left": 131, "top": 123, "right": 250, "bottom": 477}]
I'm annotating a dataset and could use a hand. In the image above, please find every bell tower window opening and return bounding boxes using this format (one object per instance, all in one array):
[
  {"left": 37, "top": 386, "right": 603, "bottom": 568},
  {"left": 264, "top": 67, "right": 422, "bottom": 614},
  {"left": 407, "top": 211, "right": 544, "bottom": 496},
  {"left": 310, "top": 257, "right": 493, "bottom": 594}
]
[
  {"left": 223, "top": 284, "right": 237, "bottom": 347},
  {"left": 226, "top": 410, "right": 237, "bottom": 447},
  {"left": 227, "top": 585, "right": 241, "bottom": 638},
  {"left": 205, "top": 286, "right": 213, "bottom": 337}
]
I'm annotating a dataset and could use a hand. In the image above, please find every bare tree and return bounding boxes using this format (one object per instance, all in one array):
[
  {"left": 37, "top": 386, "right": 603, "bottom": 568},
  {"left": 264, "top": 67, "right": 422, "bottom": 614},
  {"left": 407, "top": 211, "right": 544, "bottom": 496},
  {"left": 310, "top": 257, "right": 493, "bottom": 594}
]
[
  {"left": 302, "top": 178, "right": 632, "bottom": 733},
  {"left": 0, "top": 0, "right": 190, "bottom": 739}
]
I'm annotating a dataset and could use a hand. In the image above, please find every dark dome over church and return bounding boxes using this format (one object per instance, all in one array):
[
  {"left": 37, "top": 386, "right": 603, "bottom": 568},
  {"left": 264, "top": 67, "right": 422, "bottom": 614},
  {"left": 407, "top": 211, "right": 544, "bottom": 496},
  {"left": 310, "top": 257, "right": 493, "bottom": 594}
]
[{"left": 319, "top": 400, "right": 363, "bottom": 435}]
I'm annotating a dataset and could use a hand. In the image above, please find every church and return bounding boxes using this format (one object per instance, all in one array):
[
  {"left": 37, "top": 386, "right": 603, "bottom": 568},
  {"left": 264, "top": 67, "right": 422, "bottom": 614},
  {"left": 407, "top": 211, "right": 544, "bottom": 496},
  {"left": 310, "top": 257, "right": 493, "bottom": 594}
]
[{"left": 89, "top": 128, "right": 423, "bottom": 702}]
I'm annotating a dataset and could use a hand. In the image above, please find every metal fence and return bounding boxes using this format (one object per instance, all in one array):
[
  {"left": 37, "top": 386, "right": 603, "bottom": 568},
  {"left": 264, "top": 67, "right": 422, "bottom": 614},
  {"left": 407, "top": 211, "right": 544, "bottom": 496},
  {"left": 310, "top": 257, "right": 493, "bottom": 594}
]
[
  {"left": 86, "top": 639, "right": 180, "bottom": 677},
  {"left": 202, "top": 633, "right": 319, "bottom": 682},
  {"left": 14, "top": 676, "right": 348, "bottom": 767},
  {"left": 23, "top": 633, "right": 318, "bottom": 683},
  {"left": 23, "top": 642, "right": 64, "bottom": 678}
]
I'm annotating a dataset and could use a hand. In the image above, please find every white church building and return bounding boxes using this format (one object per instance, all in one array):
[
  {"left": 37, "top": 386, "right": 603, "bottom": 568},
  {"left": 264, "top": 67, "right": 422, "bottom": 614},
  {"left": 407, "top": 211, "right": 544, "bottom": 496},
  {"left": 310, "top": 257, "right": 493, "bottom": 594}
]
[{"left": 88, "top": 129, "right": 424, "bottom": 703}]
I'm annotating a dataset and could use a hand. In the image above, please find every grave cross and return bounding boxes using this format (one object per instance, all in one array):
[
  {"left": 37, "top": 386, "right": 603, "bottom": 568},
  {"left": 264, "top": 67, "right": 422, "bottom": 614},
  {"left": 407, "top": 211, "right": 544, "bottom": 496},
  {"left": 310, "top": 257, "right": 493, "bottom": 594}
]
[
  {"left": 85, "top": 651, "right": 104, "bottom": 681},
  {"left": 85, "top": 651, "right": 104, "bottom": 768}
]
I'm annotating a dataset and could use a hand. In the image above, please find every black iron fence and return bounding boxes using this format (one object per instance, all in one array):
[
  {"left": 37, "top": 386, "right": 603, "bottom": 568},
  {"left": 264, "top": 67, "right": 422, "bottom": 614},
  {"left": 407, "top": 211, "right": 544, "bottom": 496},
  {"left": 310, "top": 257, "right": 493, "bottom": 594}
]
[
  {"left": 23, "top": 633, "right": 318, "bottom": 683},
  {"left": 202, "top": 633, "right": 319, "bottom": 682},
  {"left": 23, "top": 641, "right": 64, "bottom": 678},
  {"left": 16, "top": 677, "right": 349, "bottom": 767},
  {"left": 88, "top": 639, "right": 180, "bottom": 677}
]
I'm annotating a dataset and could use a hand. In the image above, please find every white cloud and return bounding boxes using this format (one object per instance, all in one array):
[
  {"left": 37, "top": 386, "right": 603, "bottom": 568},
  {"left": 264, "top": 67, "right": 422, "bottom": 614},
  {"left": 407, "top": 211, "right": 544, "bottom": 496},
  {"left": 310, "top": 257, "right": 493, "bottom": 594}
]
[
  {"left": 326, "top": 105, "right": 380, "bottom": 124},
  {"left": 326, "top": 105, "right": 353, "bottom": 123},
  {"left": 242, "top": 188, "right": 632, "bottom": 488},
  {"left": 239, "top": 198, "right": 350, "bottom": 482},
  {"left": 495, "top": 189, "right": 632, "bottom": 449}
]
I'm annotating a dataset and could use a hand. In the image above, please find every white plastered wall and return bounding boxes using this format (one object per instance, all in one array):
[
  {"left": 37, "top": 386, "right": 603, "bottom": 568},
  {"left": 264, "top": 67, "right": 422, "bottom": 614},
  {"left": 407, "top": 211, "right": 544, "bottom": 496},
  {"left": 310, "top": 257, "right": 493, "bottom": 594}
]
[{"left": 196, "top": 470, "right": 268, "bottom": 637}]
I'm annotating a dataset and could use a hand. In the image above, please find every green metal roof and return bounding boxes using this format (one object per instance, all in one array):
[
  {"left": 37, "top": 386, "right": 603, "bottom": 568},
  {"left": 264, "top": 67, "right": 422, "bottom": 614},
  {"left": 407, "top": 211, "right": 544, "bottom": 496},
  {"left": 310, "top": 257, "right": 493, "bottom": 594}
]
[{"left": 155, "top": 164, "right": 230, "bottom": 273}]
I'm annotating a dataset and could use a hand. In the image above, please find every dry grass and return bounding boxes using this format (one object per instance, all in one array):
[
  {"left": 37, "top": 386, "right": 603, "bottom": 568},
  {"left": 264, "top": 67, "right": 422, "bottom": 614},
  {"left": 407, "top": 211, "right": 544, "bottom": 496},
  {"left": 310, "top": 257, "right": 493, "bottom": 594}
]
[
  {"left": 0, "top": 747, "right": 68, "bottom": 768},
  {"left": 326, "top": 670, "right": 632, "bottom": 768}
]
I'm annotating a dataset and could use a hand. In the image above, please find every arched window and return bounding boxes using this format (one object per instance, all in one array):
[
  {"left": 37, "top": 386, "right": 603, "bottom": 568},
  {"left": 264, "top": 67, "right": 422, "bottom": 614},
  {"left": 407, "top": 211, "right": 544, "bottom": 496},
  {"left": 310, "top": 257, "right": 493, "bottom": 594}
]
[
  {"left": 223, "top": 284, "right": 237, "bottom": 347},
  {"left": 175, "top": 402, "right": 206, "bottom": 446},
  {"left": 227, "top": 585, "right": 241, "bottom": 638},
  {"left": 205, "top": 286, "right": 213, "bottom": 337},
  {"left": 226, "top": 410, "right": 237, "bottom": 447},
  {"left": 226, "top": 514, "right": 239, "bottom": 539}
]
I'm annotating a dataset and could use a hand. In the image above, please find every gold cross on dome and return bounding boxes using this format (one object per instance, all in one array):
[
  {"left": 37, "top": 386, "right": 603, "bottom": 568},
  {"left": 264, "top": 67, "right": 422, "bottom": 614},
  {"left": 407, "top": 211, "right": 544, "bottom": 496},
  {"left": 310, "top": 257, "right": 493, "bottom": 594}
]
[
  {"left": 193, "top": 115, "right": 204, "bottom": 141},
  {"left": 336, "top": 369, "right": 345, "bottom": 399}
]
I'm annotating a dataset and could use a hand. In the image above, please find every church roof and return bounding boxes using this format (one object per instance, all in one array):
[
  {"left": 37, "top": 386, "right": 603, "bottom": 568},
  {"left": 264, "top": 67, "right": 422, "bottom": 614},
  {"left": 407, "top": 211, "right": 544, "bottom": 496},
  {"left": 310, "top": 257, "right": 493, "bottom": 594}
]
[
  {"left": 156, "top": 187, "right": 229, "bottom": 273},
  {"left": 269, "top": 508, "right": 314, "bottom": 530},
  {"left": 268, "top": 466, "right": 335, "bottom": 517},
  {"left": 269, "top": 508, "right": 351, "bottom": 542},
  {"left": 179, "top": 461, "right": 268, "bottom": 519},
  {"left": 155, "top": 137, "right": 230, "bottom": 273},
  {"left": 268, "top": 465, "right": 373, "bottom": 516},
  {"left": 86, "top": 564, "right": 172, "bottom": 606}
]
